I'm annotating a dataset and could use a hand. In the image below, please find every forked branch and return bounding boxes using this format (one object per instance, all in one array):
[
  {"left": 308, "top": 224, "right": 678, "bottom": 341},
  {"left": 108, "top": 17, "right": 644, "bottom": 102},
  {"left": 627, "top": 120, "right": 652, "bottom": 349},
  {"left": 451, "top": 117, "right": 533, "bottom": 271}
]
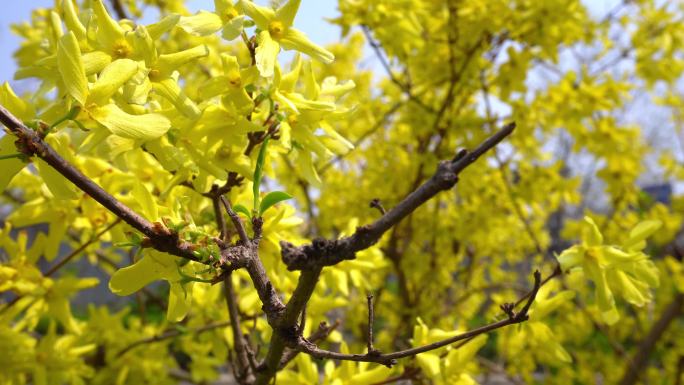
[
  {"left": 293, "top": 270, "right": 542, "bottom": 366},
  {"left": 280, "top": 122, "right": 516, "bottom": 271}
]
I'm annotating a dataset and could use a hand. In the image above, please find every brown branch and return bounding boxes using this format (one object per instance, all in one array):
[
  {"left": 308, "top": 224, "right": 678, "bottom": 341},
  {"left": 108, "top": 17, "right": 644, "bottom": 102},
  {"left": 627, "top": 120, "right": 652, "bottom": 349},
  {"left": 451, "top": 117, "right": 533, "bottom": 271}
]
[
  {"left": 367, "top": 293, "right": 379, "bottom": 355},
  {"left": 280, "top": 122, "right": 516, "bottom": 271},
  {"left": 361, "top": 27, "right": 435, "bottom": 114},
  {"left": 295, "top": 271, "right": 542, "bottom": 366},
  {"left": 108, "top": 0, "right": 128, "bottom": 20},
  {"left": 255, "top": 267, "right": 321, "bottom": 384},
  {"left": 45, "top": 219, "right": 122, "bottom": 276},
  {"left": 116, "top": 321, "right": 232, "bottom": 357},
  {"left": 220, "top": 196, "right": 250, "bottom": 245},
  {"left": 212, "top": 190, "right": 253, "bottom": 384},
  {"left": 278, "top": 320, "right": 340, "bottom": 369},
  {"left": 0, "top": 104, "right": 203, "bottom": 264},
  {"left": 618, "top": 293, "right": 684, "bottom": 385},
  {"left": 225, "top": 273, "right": 254, "bottom": 384}
]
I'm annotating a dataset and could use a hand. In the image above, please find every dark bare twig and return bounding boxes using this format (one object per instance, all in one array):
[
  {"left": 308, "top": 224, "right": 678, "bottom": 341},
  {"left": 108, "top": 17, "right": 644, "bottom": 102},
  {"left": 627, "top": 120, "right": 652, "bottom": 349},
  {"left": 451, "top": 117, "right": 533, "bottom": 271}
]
[
  {"left": 108, "top": 0, "right": 128, "bottom": 20},
  {"left": 280, "top": 122, "right": 516, "bottom": 271},
  {"left": 116, "top": 321, "right": 232, "bottom": 357},
  {"left": 361, "top": 27, "right": 435, "bottom": 114},
  {"left": 367, "top": 294, "right": 379, "bottom": 355},
  {"left": 45, "top": 219, "right": 121, "bottom": 276},
  {"left": 220, "top": 196, "right": 250, "bottom": 245},
  {"left": 369, "top": 199, "right": 387, "bottom": 215},
  {"left": 278, "top": 320, "right": 340, "bottom": 369},
  {"left": 295, "top": 271, "right": 542, "bottom": 366}
]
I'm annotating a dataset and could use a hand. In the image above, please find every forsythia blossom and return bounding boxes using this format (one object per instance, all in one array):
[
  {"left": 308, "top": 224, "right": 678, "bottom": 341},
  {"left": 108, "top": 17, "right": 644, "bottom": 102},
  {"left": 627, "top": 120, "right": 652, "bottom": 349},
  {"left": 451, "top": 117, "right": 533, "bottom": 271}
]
[{"left": 557, "top": 217, "right": 662, "bottom": 324}]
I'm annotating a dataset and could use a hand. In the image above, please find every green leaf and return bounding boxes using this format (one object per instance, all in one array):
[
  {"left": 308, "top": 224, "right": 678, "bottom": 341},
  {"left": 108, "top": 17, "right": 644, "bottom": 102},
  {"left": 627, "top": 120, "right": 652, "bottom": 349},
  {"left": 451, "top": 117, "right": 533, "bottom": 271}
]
[
  {"left": 259, "top": 191, "right": 292, "bottom": 215},
  {"left": 253, "top": 137, "right": 270, "bottom": 211},
  {"left": 233, "top": 204, "right": 252, "bottom": 219}
]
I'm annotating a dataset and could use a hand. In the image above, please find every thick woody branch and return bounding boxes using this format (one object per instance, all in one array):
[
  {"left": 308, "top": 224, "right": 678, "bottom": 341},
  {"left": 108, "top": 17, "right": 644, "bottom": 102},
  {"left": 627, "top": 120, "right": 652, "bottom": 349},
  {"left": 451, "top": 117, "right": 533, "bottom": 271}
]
[
  {"left": 0, "top": 104, "right": 203, "bottom": 263},
  {"left": 294, "top": 270, "right": 542, "bottom": 366},
  {"left": 280, "top": 122, "right": 516, "bottom": 271}
]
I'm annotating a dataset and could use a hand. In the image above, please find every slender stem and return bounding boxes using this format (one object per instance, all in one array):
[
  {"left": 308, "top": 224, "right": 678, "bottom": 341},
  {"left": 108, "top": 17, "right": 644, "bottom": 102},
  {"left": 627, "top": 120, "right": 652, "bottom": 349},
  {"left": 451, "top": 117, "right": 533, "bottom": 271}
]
[
  {"left": 221, "top": 196, "right": 250, "bottom": 245},
  {"left": 109, "top": 0, "right": 128, "bottom": 19},
  {"left": 116, "top": 321, "right": 232, "bottom": 357},
  {"left": 367, "top": 294, "right": 377, "bottom": 354},
  {"left": 44, "top": 219, "right": 121, "bottom": 277},
  {"left": 297, "top": 271, "right": 542, "bottom": 366}
]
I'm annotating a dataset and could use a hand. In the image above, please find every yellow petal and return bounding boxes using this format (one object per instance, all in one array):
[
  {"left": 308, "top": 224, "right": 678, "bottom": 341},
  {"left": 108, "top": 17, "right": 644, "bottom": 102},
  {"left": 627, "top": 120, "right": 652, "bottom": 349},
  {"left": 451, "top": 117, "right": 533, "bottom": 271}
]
[
  {"left": 255, "top": 31, "right": 280, "bottom": 77},
  {"left": 155, "top": 45, "right": 209, "bottom": 78},
  {"left": 90, "top": 104, "right": 170, "bottom": 140},
  {"left": 167, "top": 282, "right": 192, "bottom": 322},
  {"left": 109, "top": 254, "right": 166, "bottom": 296},
  {"left": 0, "top": 82, "right": 35, "bottom": 121},
  {"left": 280, "top": 28, "right": 334, "bottom": 64},
  {"left": 83, "top": 51, "right": 113, "bottom": 76},
  {"left": 624, "top": 220, "right": 662, "bottom": 250},
  {"left": 239, "top": 0, "right": 275, "bottom": 30},
  {"left": 92, "top": 0, "right": 126, "bottom": 49},
  {"left": 88, "top": 59, "right": 139, "bottom": 105},
  {"left": 35, "top": 159, "right": 78, "bottom": 200},
  {"left": 221, "top": 16, "right": 245, "bottom": 40},
  {"left": 62, "top": 0, "right": 87, "bottom": 40},
  {"left": 147, "top": 14, "right": 181, "bottom": 40},
  {"left": 582, "top": 216, "right": 603, "bottom": 246},
  {"left": 152, "top": 78, "right": 201, "bottom": 119},
  {"left": 0, "top": 135, "right": 26, "bottom": 191},
  {"left": 275, "top": 0, "right": 301, "bottom": 27},
  {"left": 131, "top": 181, "right": 158, "bottom": 221},
  {"left": 57, "top": 31, "right": 88, "bottom": 105},
  {"left": 178, "top": 11, "right": 224, "bottom": 36},
  {"left": 416, "top": 353, "right": 441, "bottom": 378}
]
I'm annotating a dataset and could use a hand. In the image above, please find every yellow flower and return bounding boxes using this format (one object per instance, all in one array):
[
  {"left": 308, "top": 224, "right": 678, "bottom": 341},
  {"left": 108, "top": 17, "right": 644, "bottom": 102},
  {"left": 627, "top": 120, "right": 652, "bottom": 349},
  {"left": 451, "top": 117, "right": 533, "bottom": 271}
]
[
  {"left": 179, "top": 0, "right": 246, "bottom": 40},
  {"left": 557, "top": 217, "right": 661, "bottom": 324},
  {"left": 239, "top": 0, "right": 334, "bottom": 77}
]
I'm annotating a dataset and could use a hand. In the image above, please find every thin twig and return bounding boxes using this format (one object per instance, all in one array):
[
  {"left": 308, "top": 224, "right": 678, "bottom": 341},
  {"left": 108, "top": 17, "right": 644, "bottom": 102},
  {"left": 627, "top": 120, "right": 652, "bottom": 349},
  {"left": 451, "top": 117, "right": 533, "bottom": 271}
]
[
  {"left": 220, "top": 196, "right": 250, "bottom": 245},
  {"left": 116, "top": 321, "right": 232, "bottom": 357},
  {"left": 296, "top": 271, "right": 542, "bottom": 366},
  {"left": 280, "top": 122, "right": 516, "bottom": 271},
  {"left": 109, "top": 0, "right": 128, "bottom": 20},
  {"left": 367, "top": 293, "right": 379, "bottom": 354},
  {"left": 45, "top": 219, "right": 121, "bottom": 276}
]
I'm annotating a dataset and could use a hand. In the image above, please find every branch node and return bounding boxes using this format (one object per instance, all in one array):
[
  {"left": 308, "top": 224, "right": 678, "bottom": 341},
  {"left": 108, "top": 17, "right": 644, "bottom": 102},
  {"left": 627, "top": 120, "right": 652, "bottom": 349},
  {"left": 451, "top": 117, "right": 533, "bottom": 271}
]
[{"left": 369, "top": 199, "right": 387, "bottom": 215}]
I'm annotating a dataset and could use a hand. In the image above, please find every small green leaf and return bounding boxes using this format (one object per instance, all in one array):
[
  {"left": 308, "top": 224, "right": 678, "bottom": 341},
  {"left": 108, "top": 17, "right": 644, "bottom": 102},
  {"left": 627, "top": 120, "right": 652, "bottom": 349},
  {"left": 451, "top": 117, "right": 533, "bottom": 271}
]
[
  {"left": 0, "top": 153, "right": 24, "bottom": 161},
  {"left": 233, "top": 204, "right": 252, "bottom": 218},
  {"left": 253, "top": 137, "right": 270, "bottom": 211},
  {"left": 259, "top": 191, "right": 292, "bottom": 215}
]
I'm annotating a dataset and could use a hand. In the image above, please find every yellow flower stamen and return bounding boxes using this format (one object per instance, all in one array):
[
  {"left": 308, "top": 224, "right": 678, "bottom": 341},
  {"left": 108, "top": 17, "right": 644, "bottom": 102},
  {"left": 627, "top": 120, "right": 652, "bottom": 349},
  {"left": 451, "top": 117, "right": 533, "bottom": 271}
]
[
  {"left": 112, "top": 40, "right": 132, "bottom": 59},
  {"left": 268, "top": 21, "right": 285, "bottom": 39}
]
